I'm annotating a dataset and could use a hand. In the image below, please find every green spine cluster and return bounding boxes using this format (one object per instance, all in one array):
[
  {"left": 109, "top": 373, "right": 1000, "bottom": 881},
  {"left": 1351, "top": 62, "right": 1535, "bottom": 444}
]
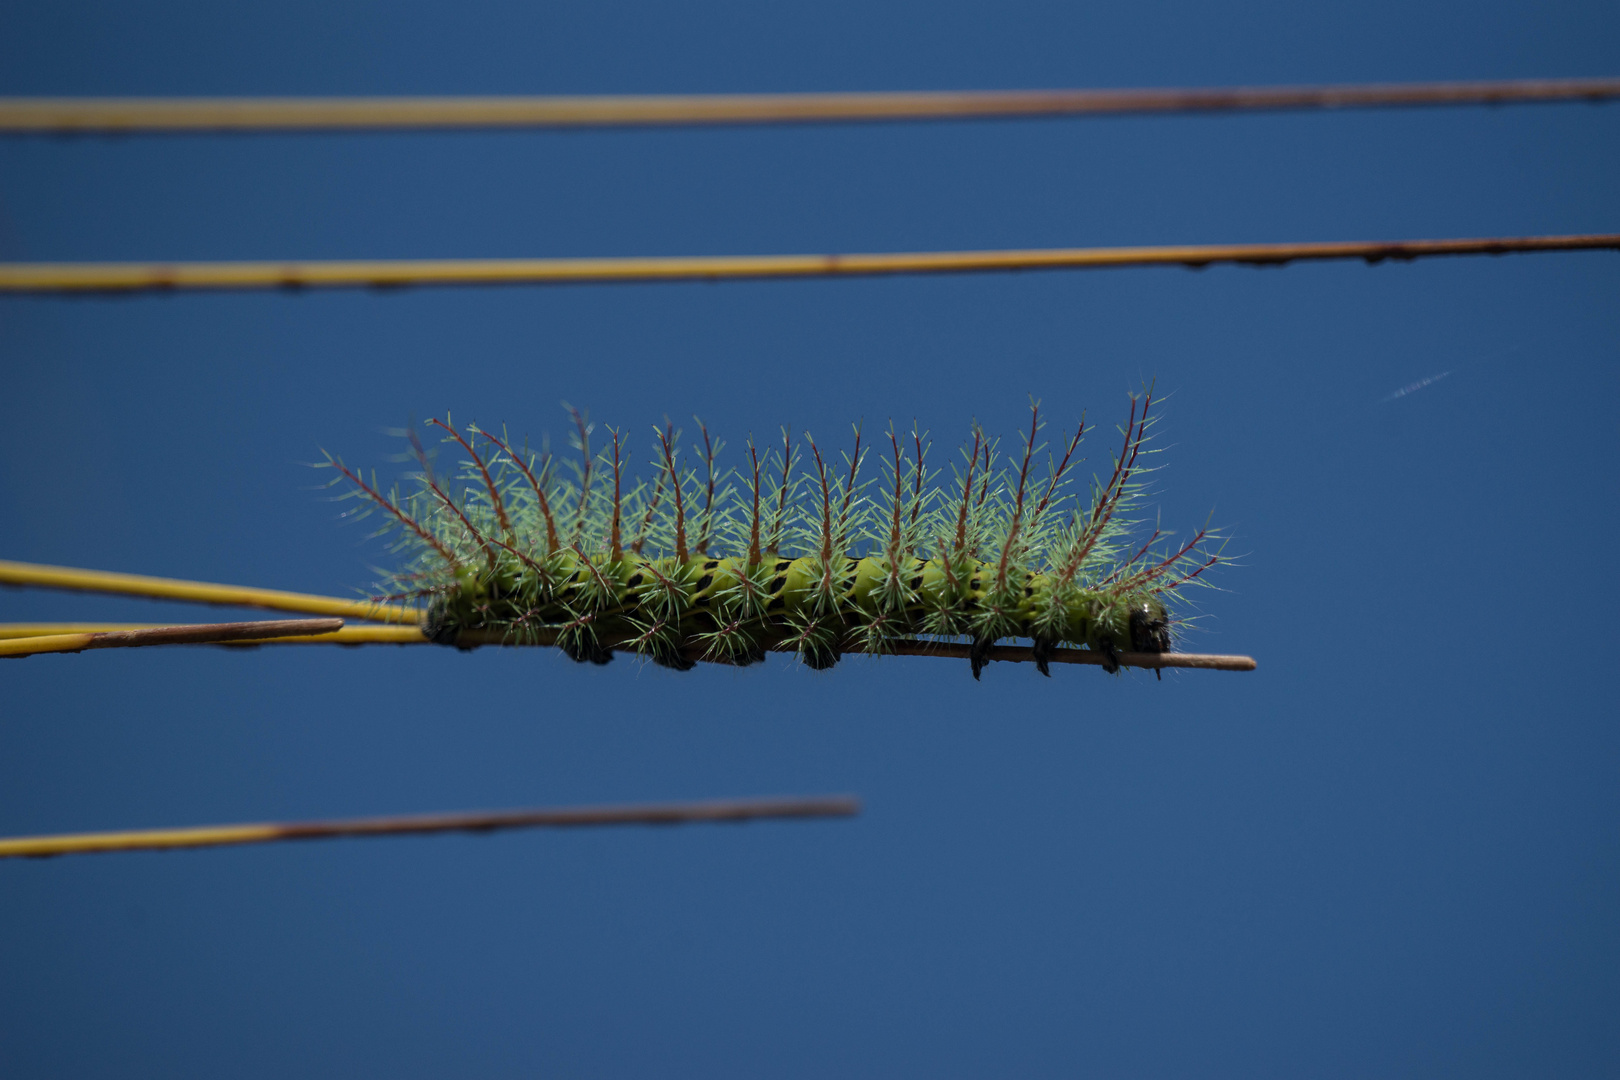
[{"left": 323, "top": 390, "right": 1223, "bottom": 677}]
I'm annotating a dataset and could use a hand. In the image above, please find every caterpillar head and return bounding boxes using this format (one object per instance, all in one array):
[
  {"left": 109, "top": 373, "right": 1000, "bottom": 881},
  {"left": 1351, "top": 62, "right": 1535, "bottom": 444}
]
[{"left": 1128, "top": 597, "right": 1172, "bottom": 653}]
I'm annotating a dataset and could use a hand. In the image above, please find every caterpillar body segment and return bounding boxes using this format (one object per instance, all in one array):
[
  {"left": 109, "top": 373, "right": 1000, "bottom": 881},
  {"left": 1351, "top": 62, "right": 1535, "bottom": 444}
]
[
  {"left": 421, "top": 552, "right": 1172, "bottom": 672},
  {"left": 324, "top": 392, "right": 1222, "bottom": 678}
]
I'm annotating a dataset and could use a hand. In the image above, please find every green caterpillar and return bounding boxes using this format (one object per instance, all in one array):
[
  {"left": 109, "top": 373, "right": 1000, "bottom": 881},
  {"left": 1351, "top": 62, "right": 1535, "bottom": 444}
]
[{"left": 323, "top": 389, "right": 1223, "bottom": 678}]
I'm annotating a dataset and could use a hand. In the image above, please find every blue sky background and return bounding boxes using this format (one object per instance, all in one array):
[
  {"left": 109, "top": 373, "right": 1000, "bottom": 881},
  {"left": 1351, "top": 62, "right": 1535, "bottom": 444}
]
[{"left": 1, "top": 2, "right": 1617, "bottom": 1076}]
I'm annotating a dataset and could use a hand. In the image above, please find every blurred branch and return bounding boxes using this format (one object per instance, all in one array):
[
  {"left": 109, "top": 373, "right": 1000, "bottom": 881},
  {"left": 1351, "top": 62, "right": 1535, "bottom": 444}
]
[
  {"left": 2, "top": 78, "right": 1616, "bottom": 133},
  {"left": 0, "top": 795, "right": 862, "bottom": 859}
]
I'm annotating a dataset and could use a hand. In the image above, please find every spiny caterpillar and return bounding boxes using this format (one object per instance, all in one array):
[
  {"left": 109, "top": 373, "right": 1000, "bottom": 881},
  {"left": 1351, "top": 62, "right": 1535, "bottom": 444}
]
[{"left": 322, "top": 390, "right": 1223, "bottom": 678}]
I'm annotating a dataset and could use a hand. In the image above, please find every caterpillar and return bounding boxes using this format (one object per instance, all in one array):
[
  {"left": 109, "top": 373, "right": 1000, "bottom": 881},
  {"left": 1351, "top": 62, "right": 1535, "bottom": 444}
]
[{"left": 321, "top": 389, "right": 1224, "bottom": 678}]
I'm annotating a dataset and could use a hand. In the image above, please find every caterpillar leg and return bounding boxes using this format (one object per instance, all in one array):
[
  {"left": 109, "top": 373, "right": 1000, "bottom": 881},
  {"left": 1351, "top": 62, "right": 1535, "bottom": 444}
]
[
  {"left": 799, "top": 642, "right": 842, "bottom": 671},
  {"left": 1098, "top": 641, "right": 1121, "bottom": 675},
  {"left": 559, "top": 638, "right": 614, "bottom": 666},
  {"left": 783, "top": 616, "right": 841, "bottom": 671},
  {"left": 1030, "top": 637, "right": 1057, "bottom": 678},
  {"left": 969, "top": 636, "right": 994, "bottom": 680},
  {"left": 649, "top": 649, "right": 696, "bottom": 672}
]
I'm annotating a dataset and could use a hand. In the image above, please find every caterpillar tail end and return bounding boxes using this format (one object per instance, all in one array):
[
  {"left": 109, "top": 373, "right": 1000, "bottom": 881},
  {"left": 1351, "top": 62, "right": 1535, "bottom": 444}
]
[{"left": 422, "top": 600, "right": 475, "bottom": 651}]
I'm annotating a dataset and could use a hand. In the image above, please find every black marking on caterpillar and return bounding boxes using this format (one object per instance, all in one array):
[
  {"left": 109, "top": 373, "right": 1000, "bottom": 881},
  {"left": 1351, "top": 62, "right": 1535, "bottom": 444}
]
[{"left": 322, "top": 391, "right": 1226, "bottom": 678}]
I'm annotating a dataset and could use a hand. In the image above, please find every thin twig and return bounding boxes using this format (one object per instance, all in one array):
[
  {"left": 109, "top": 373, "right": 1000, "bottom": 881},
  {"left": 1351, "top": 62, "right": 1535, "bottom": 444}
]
[
  {"left": 1, "top": 233, "right": 1615, "bottom": 294},
  {"left": 0, "top": 795, "right": 862, "bottom": 860},
  {"left": 1, "top": 78, "right": 1616, "bottom": 133}
]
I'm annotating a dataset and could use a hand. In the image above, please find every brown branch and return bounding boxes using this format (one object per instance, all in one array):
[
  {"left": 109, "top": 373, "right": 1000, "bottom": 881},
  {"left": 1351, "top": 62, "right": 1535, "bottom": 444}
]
[{"left": 0, "top": 619, "right": 345, "bottom": 659}]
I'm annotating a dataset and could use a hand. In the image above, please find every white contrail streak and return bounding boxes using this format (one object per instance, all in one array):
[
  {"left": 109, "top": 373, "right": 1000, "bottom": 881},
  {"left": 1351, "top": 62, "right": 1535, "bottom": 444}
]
[{"left": 1383, "top": 371, "right": 1452, "bottom": 402}]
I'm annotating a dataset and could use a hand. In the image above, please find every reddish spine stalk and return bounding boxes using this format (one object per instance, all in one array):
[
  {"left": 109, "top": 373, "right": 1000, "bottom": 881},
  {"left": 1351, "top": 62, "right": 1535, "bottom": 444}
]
[
  {"left": 974, "top": 441, "right": 993, "bottom": 510},
  {"left": 406, "top": 428, "right": 501, "bottom": 568},
  {"left": 908, "top": 428, "right": 927, "bottom": 530},
  {"left": 630, "top": 472, "right": 665, "bottom": 556},
  {"left": 1056, "top": 392, "right": 1151, "bottom": 586},
  {"left": 608, "top": 428, "right": 624, "bottom": 560},
  {"left": 695, "top": 420, "right": 717, "bottom": 556},
  {"left": 329, "top": 460, "right": 459, "bottom": 566},
  {"left": 1158, "top": 552, "right": 1220, "bottom": 593},
  {"left": 1103, "top": 529, "right": 1164, "bottom": 586},
  {"left": 746, "top": 440, "right": 764, "bottom": 567},
  {"left": 1117, "top": 528, "right": 1208, "bottom": 591},
  {"left": 886, "top": 431, "right": 906, "bottom": 563},
  {"left": 429, "top": 418, "right": 513, "bottom": 537},
  {"left": 810, "top": 439, "right": 837, "bottom": 599},
  {"left": 994, "top": 404, "right": 1040, "bottom": 594},
  {"left": 480, "top": 428, "right": 560, "bottom": 553},
  {"left": 837, "top": 424, "right": 863, "bottom": 549},
  {"left": 657, "top": 422, "right": 689, "bottom": 562},
  {"left": 768, "top": 428, "right": 794, "bottom": 555},
  {"left": 1032, "top": 419, "right": 1086, "bottom": 523},
  {"left": 952, "top": 428, "right": 983, "bottom": 559},
  {"left": 568, "top": 406, "right": 593, "bottom": 545},
  {"left": 882, "top": 431, "right": 907, "bottom": 597},
  {"left": 422, "top": 470, "right": 500, "bottom": 569}
]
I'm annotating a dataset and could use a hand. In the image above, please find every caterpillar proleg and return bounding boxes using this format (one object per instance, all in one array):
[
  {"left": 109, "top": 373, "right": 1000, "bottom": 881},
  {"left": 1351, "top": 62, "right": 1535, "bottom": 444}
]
[{"left": 321, "top": 391, "right": 1225, "bottom": 678}]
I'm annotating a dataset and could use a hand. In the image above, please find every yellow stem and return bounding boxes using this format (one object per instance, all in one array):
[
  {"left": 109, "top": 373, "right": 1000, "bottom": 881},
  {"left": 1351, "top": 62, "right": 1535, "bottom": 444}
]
[
  {"left": 0, "top": 559, "right": 419, "bottom": 624},
  {"left": 0, "top": 623, "right": 427, "bottom": 644},
  {"left": 0, "top": 632, "right": 97, "bottom": 657},
  {"left": 2, "top": 234, "right": 1614, "bottom": 294}
]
